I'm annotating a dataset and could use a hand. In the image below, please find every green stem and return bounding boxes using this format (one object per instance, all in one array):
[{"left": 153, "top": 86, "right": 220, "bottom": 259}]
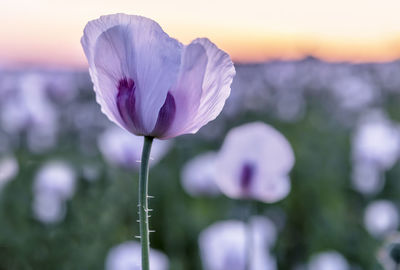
[
  {"left": 244, "top": 218, "right": 253, "bottom": 270},
  {"left": 139, "top": 136, "right": 154, "bottom": 270},
  {"left": 244, "top": 200, "right": 255, "bottom": 270}
]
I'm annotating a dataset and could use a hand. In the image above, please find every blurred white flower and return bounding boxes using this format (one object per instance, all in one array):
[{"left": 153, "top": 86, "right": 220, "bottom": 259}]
[
  {"left": 216, "top": 122, "right": 294, "bottom": 203},
  {"left": 0, "top": 101, "right": 29, "bottom": 133},
  {"left": 249, "top": 216, "right": 277, "bottom": 248},
  {"left": 0, "top": 155, "right": 19, "bottom": 191},
  {"left": 308, "top": 251, "right": 349, "bottom": 270},
  {"left": 98, "top": 126, "right": 171, "bottom": 169},
  {"left": 352, "top": 114, "right": 400, "bottom": 170},
  {"left": 0, "top": 72, "right": 58, "bottom": 153},
  {"left": 351, "top": 161, "right": 384, "bottom": 195},
  {"left": 105, "top": 241, "right": 169, "bottom": 270},
  {"left": 181, "top": 152, "right": 220, "bottom": 197},
  {"left": 33, "top": 161, "right": 77, "bottom": 200},
  {"left": 364, "top": 200, "right": 399, "bottom": 238},
  {"left": 331, "top": 75, "right": 377, "bottom": 111},
  {"left": 275, "top": 90, "right": 305, "bottom": 123},
  {"left": 199, "top": 217, "right": 277, "bottom": 270},
  {"left": 45, "top": 72, "right": 78, "bottom": 102},
  {"left": 32, "top": 191, "right": 66, "bottom": 224}
]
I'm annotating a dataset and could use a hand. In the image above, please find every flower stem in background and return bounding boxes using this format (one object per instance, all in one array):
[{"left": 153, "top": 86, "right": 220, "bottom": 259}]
[
  {"left": 243, "top": 200, "right": 256, "bottom": 270},
  {"left": 139, "top": 136, "right": 154, "bottom": 270}
]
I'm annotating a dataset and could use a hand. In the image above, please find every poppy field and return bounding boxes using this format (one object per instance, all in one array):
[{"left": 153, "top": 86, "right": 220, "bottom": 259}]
[{"left": 1, "top": 58, "right": 400, "bottom": 269}]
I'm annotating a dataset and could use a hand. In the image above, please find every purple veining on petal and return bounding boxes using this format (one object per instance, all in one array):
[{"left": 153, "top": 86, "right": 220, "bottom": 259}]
[
  {"left": 116, "top": 78, "right": 142, "bottom": 133},
  {"left": 151, "top": 92, "right": 176, "bottom": 137},
  {"left": 240, "top": 162, "right": 255, "bottom": 193}
]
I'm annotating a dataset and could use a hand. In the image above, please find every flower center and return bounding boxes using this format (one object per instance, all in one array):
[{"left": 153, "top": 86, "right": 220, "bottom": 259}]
[
  {"left": 116, "top": 77, "right": 142, "bottom": 133},
  {"left": 151, "top": 92, "right": 176, "bottom": 137},
  {"left": 240, "top": 162, "right": 255, "bottom": 193},
  {"left": 116, "top": 77, "right": 176, "bottom": 137}
]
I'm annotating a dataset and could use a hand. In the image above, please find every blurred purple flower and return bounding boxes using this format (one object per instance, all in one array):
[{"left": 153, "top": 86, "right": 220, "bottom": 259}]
[
  {"left": 32, "top": 161, "right": 77, "bottom": 224},
  {"left": 352, "top": 112, "right": 400, "bottom": 170},
  {"left": 351, "top": 160, "right": 384, "bottom": 195},
  {"left": 331, "top": 75, "right": 377, "bottom": 111},
  {"left": 32, "top": 191, "right": 67, "bottom": 224},
  {"left": 98, "top": 126, "right": 171, "bottom": 169},
  {"left": 181, "top": 151, "right": 220, "bottom": 197},
  {"left": 199, "top": 217, "right": 277, "bottom": 270},
  {"left": 0, "top": 72, "right": 59, "bottom": 153},
  {"left": 364, "top": 200, "right": 399, "bottom": 238},
  {"left": 307, "top": 251, "right": 349, "bottom": 270},
  {"left": 216, "top": 122, "right": 294, "bottom": 203},
  {"left": 105, "top": 241, "right": 169, "bottom": 270},
  {"left": 33, "top": 161, "right": 77, "bottom": 201},
  {"left": 81, "top": 14, "right": 235, "bottom": 139},
  {"left": 0, "top": 155, "right": 18, "bottom": 192}
]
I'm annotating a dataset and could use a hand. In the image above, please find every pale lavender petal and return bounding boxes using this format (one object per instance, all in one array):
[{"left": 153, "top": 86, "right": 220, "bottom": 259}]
[
  {"left": 82, "top": 14, "right": 136, "bottom": 131},
  {"left": 162, "top": 43, "right": 208, "bottom": 138},
  {"left": 252, "top": 175, "right": 291, "bottom": 203},
  {"left": 183, "top": 38, "right": 236, "bottom": 134},
  {"left": 81, "top": 14, "right": 134, "bottom": 67},
  {"left": 82, "top": 14, "right": 182, "bottom": 134},
  {"left": 127, "top": 19, "right": 182, "bottom": 133}
]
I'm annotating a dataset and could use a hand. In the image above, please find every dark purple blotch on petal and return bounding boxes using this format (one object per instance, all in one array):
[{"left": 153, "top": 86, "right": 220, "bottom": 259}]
[
  {"left": 151, "top": 92, "right": 176, "bottom": 137},
  {"left": 116, "top": 77, "right": 143, "bottom": 133},
  {"left": 240, "top": 162, "right": 255, "bottom": 193}
]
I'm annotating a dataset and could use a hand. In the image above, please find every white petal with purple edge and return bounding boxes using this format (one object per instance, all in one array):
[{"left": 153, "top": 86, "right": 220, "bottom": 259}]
[
  {"left": 184, "top": 38, "right": 236, "bottom": 134},
  {"left": 82, "top": 14, "right": 182, "bottom": 134},
  {"left": 164, "top": 43, "right": 208, "bottom": 138}
]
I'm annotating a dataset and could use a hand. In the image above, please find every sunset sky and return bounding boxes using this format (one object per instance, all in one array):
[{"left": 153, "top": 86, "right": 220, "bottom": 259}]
[{"left": 1, "top": 0, "right": 400, "bottom": 68}]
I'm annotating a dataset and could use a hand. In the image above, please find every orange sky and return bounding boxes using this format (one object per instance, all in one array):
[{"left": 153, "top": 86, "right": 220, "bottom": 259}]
[{"left": 1, "top": 0, "right": 400, "bottom": 68}]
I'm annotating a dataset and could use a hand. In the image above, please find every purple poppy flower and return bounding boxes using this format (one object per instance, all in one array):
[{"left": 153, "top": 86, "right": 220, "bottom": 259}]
[
  {"left": 216, "top": 122, "right": 294, "bottom": 203},
  {"left": 81, "top": 14, "right": 235, "bottom": 139}
]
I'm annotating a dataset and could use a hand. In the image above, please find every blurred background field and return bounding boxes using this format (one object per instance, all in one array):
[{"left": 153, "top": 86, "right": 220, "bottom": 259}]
[
  {"left": 3, "top": 0, "right": 400, "bottom": 269},
  {"left": 1, "top": 58, "right": 400, "bottom": 269}
]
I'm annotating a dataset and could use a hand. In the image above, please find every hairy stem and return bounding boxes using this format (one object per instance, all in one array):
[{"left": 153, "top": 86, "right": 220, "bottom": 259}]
[{"left": 139, "top": 136, "right": 154, "bottom": 270}]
